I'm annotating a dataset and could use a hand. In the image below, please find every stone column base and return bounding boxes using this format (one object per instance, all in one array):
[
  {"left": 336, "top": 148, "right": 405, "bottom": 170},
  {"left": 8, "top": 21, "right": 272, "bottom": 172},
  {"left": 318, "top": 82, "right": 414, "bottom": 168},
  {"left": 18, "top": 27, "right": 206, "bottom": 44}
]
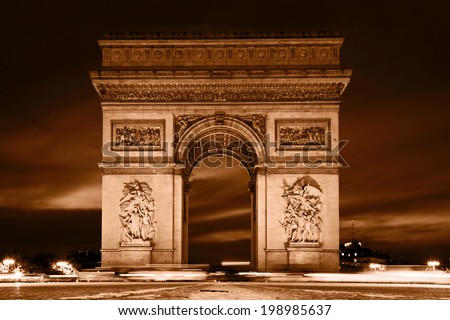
[
  {"left": 287, "top": 245, "right": 339, "bottom": 272},
  {"left": 101, "top": 246, "right": 153, "bottom": 267},
  {"left": 101, "top": 247, "right": 177, "bottom": 268}
]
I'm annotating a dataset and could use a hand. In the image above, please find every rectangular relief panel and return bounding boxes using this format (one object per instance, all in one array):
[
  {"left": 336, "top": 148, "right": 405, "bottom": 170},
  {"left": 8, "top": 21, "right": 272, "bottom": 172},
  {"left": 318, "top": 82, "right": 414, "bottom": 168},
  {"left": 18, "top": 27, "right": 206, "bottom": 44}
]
[
  {"left": 111, "top": 120, "right": 165, "bottom": 151},
  {"left": 275, "top": 119, "right": 331, "bottom": 150}
]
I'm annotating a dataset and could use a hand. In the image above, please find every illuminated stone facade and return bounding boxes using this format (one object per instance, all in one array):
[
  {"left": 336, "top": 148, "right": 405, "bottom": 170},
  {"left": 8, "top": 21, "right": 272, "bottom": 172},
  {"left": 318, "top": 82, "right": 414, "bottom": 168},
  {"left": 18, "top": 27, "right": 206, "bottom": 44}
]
[{"left": 91, "top": 32, "right": 351, "bottom": 271}]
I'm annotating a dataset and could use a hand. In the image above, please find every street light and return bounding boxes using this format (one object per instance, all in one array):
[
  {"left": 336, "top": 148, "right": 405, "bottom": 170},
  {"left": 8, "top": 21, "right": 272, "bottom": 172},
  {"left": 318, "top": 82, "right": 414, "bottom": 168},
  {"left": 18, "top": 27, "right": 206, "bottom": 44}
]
[
  {"left": 2, "top": 259, "right": 15, "bottom": 267},
  {"left": 1, "top": 259, "right": 15, "bottom": 272},
  {"left": 1, "top": 259, "right": 22, "bottom": 279},
  {"left": 427, "top": 260, "right": 440, "bottom": 271}
]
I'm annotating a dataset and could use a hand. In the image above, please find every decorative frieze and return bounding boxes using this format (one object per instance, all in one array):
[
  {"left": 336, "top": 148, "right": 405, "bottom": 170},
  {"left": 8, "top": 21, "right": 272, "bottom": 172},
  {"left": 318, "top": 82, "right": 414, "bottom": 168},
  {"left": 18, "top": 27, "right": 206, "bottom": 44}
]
[
  {"left": 280, "top": 176, "right": 323, "bottom": 244},
  {"left": 95, "top": 82, "right": 345, "bottom": 103},
  {"left": 111, "top": 120, "right": 164, "bottom": 150},
  {"left": 280, "top": 126, "right": 325, "bottom": 146},
  {"left": 99, "top": 39, "right": 342, "bottom": 68},
  {"left": 276, "top": 119, "right": 330, "bottom": 149}
]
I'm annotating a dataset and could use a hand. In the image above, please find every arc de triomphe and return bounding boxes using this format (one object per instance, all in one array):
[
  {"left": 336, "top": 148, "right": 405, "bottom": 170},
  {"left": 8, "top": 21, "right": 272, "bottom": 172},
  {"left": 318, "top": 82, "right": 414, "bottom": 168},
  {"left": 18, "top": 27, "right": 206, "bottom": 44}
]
[{"left": 90, "top": 32, "right": 351, "bottom": 272}]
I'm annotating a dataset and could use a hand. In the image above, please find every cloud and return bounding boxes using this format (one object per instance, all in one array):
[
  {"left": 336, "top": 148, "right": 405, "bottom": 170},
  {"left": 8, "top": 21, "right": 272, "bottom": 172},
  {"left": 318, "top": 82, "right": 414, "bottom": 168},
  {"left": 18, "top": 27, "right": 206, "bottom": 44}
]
[
  {"left": 337, "top": 96, "right": 450, "bottom": 263},
  {"left": 0, "top": 97, "right": 102, "bottom": 209},
  {"left": 189, "top": 209, "right": 251, "bottom": 238},
  {"left": 190, "top": 230, "right": 251, "bottom": 243},
  {"left": 188, "top": 157, "right": 251, "bottom": 225},
  {"left": 43, "top": 183, "right": 102, "bottom": 209},
  {"left": 341, "top": 209, "right": 450, "bottom": 241},
  {"left": 189, "top": 207, "right": 249, "bottom": 223}
]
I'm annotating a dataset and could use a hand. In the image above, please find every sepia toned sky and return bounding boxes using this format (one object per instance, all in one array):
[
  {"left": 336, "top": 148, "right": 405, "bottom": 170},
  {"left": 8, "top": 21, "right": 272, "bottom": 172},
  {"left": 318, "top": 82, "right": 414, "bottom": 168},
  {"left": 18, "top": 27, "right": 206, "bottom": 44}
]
[{"left": 0, "top": 0, "right": 449, "bottom": 265}]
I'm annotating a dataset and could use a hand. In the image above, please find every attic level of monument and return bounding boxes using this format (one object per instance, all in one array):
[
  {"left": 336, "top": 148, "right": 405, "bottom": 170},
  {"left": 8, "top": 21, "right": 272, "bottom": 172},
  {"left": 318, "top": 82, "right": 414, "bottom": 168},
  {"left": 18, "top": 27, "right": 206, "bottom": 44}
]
[
  {"left": 92, "top": 35, "right": 351, "bottom": 104},
  {"left": 98, "top": 33, "right": 346, "bottom": 70}
]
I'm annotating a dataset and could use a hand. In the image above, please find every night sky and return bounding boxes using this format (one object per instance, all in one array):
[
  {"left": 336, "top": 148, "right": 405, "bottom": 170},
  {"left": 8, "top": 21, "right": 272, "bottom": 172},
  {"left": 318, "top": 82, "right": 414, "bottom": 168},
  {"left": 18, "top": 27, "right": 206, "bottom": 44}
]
[{"left": 0, "top": 0, "right": 449, "bottom": 265}]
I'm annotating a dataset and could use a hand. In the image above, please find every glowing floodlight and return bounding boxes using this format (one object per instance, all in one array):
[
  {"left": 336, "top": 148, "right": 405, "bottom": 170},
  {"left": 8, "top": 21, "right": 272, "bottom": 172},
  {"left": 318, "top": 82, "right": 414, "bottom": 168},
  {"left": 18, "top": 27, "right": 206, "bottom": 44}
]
[
  {"left": 55, "top": 261, "right": 69, "bottom": 268},
  {"left": 2, "top": 259, "right": 15, "bottom": 267},
  {"left": 427, "top": 260, "right": 440, "bottom": 271},
  {"left": 369, "top": 263, "right": 381, "bottom": 271},
  {"left": 369, "top": 263, "right": 385, "bottom": 272},
  {"left": 14, "top": 269, "right": 23, "bottom": 278}
]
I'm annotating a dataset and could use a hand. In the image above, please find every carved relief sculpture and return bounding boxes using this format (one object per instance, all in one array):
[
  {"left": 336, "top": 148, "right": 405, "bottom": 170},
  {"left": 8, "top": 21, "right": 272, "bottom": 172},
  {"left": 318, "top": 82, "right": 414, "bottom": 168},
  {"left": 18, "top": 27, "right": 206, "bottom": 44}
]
[
  {"left": 280, "top": 126, "right": 326, "bottom": 146},
  {"left": 174, "top": 115, "right": 205, "bottom": 141},
  {"left": 112, "top": 122, "right": 162, "bottom": 148},
  {"left": 276, "top": 119, "right": 330, "bottom": 149},
  {"left": 119, "top": 180, "right": 157, "bottom": 245},
  {"left": 280, "top": 176, "right": 323, "bottom": 244},
  {"left": 236, "top": 114, "right": 265, "bottom": 138}
]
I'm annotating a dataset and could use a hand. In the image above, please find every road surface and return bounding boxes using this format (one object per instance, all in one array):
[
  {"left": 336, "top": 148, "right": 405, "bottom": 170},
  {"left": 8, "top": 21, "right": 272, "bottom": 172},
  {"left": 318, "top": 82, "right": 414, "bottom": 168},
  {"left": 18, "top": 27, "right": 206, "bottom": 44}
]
[{"left": 1, "top": 281, "right": 449, "bottom": 300}]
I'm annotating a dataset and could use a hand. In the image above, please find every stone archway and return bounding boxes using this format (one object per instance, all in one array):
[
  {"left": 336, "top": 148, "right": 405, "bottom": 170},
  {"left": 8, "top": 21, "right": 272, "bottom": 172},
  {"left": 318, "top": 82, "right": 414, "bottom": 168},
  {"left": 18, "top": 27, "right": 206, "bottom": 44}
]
[
  {"left": 175, "top": 114, "right": 265, "bottom": 182},
  {"left": 91, "top": 32, "right": 351, "bottom": 272},
  {"left": 174, "top": 115, "right": 265, "bottom": 269}
]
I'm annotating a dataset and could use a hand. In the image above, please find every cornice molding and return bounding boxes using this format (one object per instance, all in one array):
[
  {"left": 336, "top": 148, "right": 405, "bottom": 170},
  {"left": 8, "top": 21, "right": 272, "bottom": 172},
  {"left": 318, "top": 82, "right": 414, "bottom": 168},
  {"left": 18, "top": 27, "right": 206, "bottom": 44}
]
[
  {"left": 103, "top": 31, "right": 341, "bottom": 40},
  {"left": 93, "top": 81, "right": 348, "bottom": 103},
  {"left": 91, "top": 69, "right": 352, "bottom": 78},
  {"left": 258, "top": 165, "right": 340, "bottom": 175},
  {"left": 98, "top": 163, "right": 184, "bottom": 175}
]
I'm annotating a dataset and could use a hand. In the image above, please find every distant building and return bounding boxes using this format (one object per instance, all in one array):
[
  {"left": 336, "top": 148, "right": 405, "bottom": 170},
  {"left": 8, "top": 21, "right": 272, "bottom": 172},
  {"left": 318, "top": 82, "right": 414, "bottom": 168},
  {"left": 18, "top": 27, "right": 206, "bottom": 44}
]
[{"left": 339, "top": 239, "right": 389, "bottom": 271}]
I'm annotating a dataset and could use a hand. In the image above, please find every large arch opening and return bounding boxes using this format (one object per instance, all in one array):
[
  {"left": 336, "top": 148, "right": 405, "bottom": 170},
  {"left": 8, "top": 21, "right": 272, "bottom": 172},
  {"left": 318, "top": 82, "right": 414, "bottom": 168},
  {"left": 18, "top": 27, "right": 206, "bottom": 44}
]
[
  {"left": 176, "top": 115, "right": 265, "bottom": 270},
  {"left": 187, "top": 156, "right": 251, "bottom": 268}
]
